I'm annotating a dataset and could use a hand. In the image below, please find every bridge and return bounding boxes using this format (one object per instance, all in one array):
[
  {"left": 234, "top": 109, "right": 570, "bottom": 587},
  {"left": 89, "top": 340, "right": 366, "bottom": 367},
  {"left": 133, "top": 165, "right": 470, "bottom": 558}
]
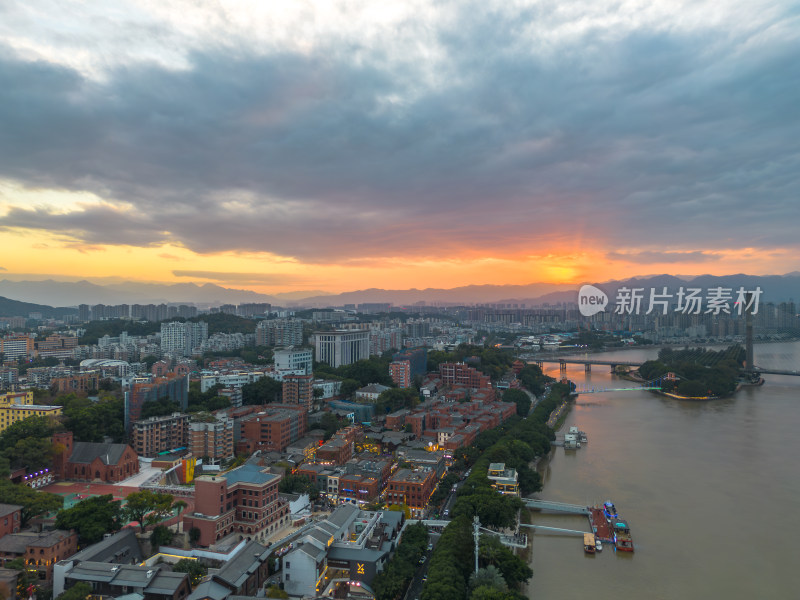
[{"left": 528, "top": 358, "right": 643, "bottom": 373}]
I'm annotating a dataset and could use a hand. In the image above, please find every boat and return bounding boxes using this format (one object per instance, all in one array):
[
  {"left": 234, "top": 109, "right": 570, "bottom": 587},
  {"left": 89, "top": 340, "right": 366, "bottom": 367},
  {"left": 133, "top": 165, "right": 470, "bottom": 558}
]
[
  {"left": 612, "top": 518, "right": 634, "bottom": 552},
  {"left": 584, "top": 532, "right": 596, "bottom": 554},
  {"left": 595, "top": 539, "right": 603, "bottom": 552},
  {"left": 603, "top": 500, "right": 618, "bottom": 520}
]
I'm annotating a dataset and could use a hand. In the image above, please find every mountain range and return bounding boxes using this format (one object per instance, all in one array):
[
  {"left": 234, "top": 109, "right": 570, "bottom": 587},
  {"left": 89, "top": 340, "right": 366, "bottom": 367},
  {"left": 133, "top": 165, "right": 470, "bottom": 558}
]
[{"left": 0, "top": 273, "right": 798, "bottom": 314}]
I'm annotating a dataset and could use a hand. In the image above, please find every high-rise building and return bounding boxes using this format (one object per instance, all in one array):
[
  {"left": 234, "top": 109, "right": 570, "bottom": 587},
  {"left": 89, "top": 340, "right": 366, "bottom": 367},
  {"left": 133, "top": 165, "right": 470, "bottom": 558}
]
[
  {"left": 189, "top": 413, "right": 234, "bottom": 461},
  {"left": 313, "top": 330, "right": 370, "bottom": 367},
  {"left": 124, "top": 373, "right": 189, "bottom": 431},
  {"left": 282, "top": 374, "right": 314, "bottom": 411},
  {"left": 160, "top": 321, "right": 208, "bottom": 356},
  {"left": 255, "top": 319, "right": 303, "bottom": 346},
  {"left": 389, "top": 360, "right": 412, "bottom": 388}
]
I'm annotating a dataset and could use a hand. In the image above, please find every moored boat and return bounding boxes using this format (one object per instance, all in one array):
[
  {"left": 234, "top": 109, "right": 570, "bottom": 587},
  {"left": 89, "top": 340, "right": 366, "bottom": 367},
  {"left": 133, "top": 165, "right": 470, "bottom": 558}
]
[
  {"left": 584, "top": 532, "right": 596, "bottom": 554},
  {"left": 603, "top": 500, "right": 618, "bottom": 520},
  {"left": 612, "top": 518, "right": 634, "bottom": 552}
]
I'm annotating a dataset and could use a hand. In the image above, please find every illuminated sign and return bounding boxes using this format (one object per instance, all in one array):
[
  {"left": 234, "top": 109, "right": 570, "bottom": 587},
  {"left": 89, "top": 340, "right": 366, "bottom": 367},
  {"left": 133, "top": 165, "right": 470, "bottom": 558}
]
[{"left": 356, "top": 563, "right": 365, "bottom": 575}]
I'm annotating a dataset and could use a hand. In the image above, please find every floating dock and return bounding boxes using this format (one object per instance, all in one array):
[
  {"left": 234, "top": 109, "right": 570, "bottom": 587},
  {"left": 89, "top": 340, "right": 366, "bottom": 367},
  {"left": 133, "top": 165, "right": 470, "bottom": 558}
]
[{"left": 588, "top": 507, "right": 614, "bottom": 543}]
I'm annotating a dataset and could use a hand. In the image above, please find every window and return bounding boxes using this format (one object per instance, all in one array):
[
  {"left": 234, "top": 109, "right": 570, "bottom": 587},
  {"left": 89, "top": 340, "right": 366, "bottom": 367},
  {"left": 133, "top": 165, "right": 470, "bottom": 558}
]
[
  {"left": 285, "top": 574, "right": 290, "bottom": 580},
  {"left": 285, "top": 562, "right": 290, "bottom": 568}
]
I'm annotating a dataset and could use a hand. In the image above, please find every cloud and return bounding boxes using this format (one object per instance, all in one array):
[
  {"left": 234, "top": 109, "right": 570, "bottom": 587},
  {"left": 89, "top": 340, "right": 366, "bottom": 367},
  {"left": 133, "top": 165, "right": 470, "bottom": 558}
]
[
  {"left": 172, "top": 270, "right": 311, "bottom": 285},
  {"left": 0, "top": 266, "right": 6, "bottom": 271},
  {"left": 606, "top": 251, "right": 722, "bottom": 264},
  {"left": 0, "top": 1, "right": 798, "bottom": 263}
]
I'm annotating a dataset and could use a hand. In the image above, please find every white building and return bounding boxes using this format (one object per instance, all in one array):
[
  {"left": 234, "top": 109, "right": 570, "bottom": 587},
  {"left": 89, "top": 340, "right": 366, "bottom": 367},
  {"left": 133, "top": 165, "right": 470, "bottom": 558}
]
[
  {"left": 274, "top": 347, "right": 313, "bottom": 375},
  {"left": 160, "top": 321, "right": 208, "bottom": 357},
  {"left": 313, "top": 330, "right": 370, "bottom": 368}
]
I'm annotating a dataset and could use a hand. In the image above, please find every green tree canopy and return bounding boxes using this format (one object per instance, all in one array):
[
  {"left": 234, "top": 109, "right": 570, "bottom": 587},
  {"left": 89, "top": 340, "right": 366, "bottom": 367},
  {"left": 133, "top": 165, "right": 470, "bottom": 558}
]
[
  {"left": 500, "top": 389, "right": 530, "bottom": 417},
  {"left": 123, "top": 490, "right": 175, "bottom": 532},
  {"left": 56, "top": 582, "right": 92, "bottom": 600},
  {"left": 55, "top": 494, "right": 122, "bottom": 546},
  {"left": 0, "top": 480, "right": 63, "bottom": 527},
  {"left": 150, "top": 524, "right": 173, "bottom": 552},
  {"left": 241, "top": 376, "right": 283, "bottom": 405},
  {"left": 172, "top": 559, "right": 207, "bottom": 586}
]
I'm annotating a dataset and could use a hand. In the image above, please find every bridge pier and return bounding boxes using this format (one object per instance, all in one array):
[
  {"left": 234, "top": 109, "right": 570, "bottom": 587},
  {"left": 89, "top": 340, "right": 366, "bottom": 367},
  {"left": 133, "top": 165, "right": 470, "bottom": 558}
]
[
  {"left": 585, "top": 363, "right": 591, "bottom": 373},
  {"left": 559, "top": 361, "right": 567, "bottom": 374},
  {"left": 610, "top": 364, "right": 617, "bottom": 373},
  {"left": 535, "top": 361, "right": 543, "bottom": 369}
]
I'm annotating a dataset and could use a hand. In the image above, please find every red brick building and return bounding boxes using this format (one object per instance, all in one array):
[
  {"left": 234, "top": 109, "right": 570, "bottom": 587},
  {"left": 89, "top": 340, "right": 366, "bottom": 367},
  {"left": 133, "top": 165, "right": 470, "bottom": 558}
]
[
  {"left": 0, "top": 530, "right": 77, "bottom": 584},
  {"left": 53, "top": 432, "right": 139, "bottom": 483},
  {"left": 385, "top": 468, "right": 437, "bottom": 517},
  {"left": 50, "top": 372, "right": 100, "bottom": 395},
  {"left": 439, "top": 363, "right": 492, "bottom": 390},
  {"left": 239, "top": 405, "right": 307, "bottom": 453},
  {"left": 316, "top": 438, "right": 352, "bottom": 465},
  {"left": 338, "top": 474, "right": 380, "bottom": 504},
  {"left": 0, "top": 505, "right": 21, "bottom": 538},
  {"left": 183, "top": 464, "right": 289, "bottom": 546}
]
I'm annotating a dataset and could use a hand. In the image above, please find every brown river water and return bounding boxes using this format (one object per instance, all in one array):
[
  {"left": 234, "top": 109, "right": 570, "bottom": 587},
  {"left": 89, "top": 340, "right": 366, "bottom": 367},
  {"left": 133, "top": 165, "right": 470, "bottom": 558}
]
[{"left": 527, "top": 342, "right": 800, "bottom": 599}]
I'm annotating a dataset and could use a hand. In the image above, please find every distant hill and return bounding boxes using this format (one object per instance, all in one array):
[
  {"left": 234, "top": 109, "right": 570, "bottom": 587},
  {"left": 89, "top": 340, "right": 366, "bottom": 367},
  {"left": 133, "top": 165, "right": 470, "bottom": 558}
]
[
  {"left": 0, "top": 279, "right": 280, "bottom": 307},
  {"left": 0, "top": 295, "right": 77, "bottom": 319},
  {"left": 294, "top": 273, "right": 800, "bottom": 307},
  {"left": 1, "top": 273, "right": 798, "bottom": 310}
]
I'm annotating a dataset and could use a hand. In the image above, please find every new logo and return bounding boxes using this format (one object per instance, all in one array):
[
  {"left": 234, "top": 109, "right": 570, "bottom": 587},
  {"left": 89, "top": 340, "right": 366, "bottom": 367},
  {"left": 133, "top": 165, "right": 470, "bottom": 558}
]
[{"left": 578, "top": 285, "right": 608, "bottom": 317}]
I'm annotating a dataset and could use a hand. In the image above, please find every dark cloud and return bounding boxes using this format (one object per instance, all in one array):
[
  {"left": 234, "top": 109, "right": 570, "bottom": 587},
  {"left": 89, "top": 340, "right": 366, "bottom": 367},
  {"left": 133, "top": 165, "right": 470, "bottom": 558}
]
[{"left": 0, "top": 2, "right": 798, "bottom": 262}]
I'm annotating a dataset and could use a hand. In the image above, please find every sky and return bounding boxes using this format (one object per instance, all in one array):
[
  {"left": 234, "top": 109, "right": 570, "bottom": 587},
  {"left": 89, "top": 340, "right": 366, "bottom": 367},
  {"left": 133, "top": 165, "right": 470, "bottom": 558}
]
[{"left": 0, "top": 0, "right": 798, "bottom": 294}]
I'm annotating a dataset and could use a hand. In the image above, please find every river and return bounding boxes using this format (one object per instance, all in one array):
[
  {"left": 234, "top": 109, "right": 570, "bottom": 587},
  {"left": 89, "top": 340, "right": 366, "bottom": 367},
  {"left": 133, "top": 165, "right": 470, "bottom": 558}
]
[{"left": 527, "top": 341, "right": 800, "bottom": 599}]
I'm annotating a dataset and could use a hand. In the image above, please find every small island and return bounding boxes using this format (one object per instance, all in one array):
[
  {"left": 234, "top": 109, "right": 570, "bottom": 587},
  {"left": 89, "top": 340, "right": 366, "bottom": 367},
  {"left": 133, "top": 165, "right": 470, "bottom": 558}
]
[{"left": 635, "top": 345, "right": 754, "bottom": 400}]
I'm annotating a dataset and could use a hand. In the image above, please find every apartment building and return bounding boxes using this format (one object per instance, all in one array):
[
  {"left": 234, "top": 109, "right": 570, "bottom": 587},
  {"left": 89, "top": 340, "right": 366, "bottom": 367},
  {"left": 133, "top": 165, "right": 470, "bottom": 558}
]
[
  {"left": 0, "top": 391, "right": 62, "bottom": 434},
  {"left": 282, "top": 374, "right": 314, "bottom": 411},
  {"left": 239, "top": 405, "right": 308, "bottom": 453},
  {"left": 255, "top": 319, "right": 303, "bottom": 347},
  {"left": 131, "top": 412, "right": 189, "bottom": 458},
  {"left": 189, "top": 413, "right": 234, "bottom": 461}
]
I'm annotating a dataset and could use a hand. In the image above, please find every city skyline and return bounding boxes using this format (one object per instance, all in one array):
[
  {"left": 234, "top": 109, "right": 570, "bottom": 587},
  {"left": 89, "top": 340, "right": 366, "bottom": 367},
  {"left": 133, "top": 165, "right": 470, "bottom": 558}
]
[{"left": 1, "top": 1, "right": 798, "bottom": 293}]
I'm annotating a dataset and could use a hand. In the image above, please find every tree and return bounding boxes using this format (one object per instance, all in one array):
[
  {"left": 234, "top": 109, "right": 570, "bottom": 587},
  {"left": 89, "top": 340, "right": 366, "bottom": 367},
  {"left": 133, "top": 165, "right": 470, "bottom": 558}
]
[
  {"left": 375, "top": 388, "right": 419, "bottom": 414},
  {"left": 56, "top": 582, "right": 92, "bottom": 600},
  {"left": 0, "top": 480, "right": 63, "bottom": 527},
  {"left": 173, "top": 559, "right": 207, "bottom": 586},
  {"left": 279, "top": 474, "right": 319, "bottom": 501},
  {"left": 265, "top": 585, "right": 289, "bottom": 598},
  {"left": 241, "top": 376, "right": 282, "bottom": 405},
  {"left": 55, "top": 494, "right": 122, "bottom": 546},
  {"left": 0, "top": 415, "right": 59, "bottom": 470},
  {"left": 123, "top": 490, "right": 174, "bottom": 532},
  {"left": 501, "top": 389, "right": 530, "bottom": 417},
  {"left": 189, "top": 527, "right": 201, "bottom": 547},
  {"left": 150, "top": 525, "right": 173, "bottom": 552},
  {"left": 469, "top": 565, "right": 507, "bottom": 592}
]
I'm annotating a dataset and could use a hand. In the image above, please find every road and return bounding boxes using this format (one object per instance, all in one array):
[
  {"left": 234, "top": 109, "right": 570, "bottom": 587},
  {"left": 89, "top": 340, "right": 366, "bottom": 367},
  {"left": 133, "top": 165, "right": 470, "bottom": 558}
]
[{"left": 404, "top": 531, "right": 441, "bottom": 600}]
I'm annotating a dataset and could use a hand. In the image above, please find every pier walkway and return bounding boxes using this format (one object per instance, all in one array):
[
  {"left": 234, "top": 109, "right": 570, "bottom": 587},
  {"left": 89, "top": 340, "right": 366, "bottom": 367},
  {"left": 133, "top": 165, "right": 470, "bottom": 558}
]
[
  {"left": 524, "top": 499, "right": 590, "bottom": 515},
  {"left": 519, "top": 524, "right": 586, "bottom": 536}
]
